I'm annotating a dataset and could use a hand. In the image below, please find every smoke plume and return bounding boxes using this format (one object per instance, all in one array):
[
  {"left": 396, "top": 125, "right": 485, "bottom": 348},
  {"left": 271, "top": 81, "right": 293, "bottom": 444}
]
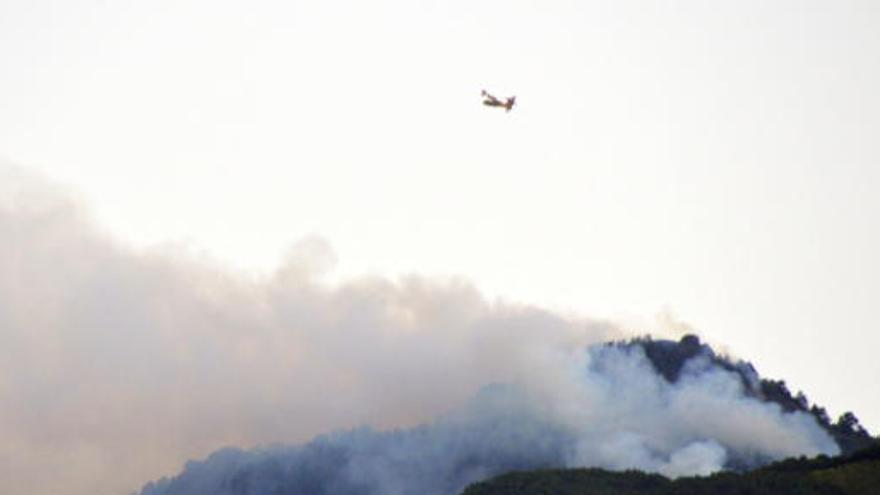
[
  {"left": 0, "top": 165, "right": 612, "bottom": 495},
  {"left": 0, "top": 164, "right": 839, "bottom": 495}
]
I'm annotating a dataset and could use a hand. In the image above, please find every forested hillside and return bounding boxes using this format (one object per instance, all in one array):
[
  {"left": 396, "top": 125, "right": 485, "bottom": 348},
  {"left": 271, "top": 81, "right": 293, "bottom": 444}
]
[{"left": 460, "top": 442, "right": 880, "bottom": 495}]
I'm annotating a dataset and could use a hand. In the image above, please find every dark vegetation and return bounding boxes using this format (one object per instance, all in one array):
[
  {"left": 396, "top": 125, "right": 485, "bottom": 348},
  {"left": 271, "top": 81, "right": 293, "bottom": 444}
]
[
  {"left": 461, "top": 441, "right": 880, "bottom": 495},
  {"left": 615, "top": 335, "right": 874, "bottom": 454}
]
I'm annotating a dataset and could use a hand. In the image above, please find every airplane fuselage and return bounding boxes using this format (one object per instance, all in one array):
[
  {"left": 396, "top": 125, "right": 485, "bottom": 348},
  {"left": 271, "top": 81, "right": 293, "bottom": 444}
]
[{"left": 481, "top": 93, "right": 515, "bottom": 112}]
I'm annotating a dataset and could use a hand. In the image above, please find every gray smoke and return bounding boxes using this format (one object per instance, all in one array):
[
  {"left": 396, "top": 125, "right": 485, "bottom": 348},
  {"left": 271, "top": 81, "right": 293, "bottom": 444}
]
[{"left": 0, "top": 164, "right": 838, "bottom": 495}]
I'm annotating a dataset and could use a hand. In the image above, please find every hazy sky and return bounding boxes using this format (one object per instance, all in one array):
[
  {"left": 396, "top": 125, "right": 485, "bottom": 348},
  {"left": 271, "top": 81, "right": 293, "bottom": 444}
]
[{"left": 1, "top": 0, "right": 879, "bottom": 488}]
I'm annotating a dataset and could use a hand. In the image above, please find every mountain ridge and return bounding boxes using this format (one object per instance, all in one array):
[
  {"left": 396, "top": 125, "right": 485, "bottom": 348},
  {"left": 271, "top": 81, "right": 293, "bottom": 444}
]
[{"left": 137, "top": 335, "right": 873, "bottom": 495}]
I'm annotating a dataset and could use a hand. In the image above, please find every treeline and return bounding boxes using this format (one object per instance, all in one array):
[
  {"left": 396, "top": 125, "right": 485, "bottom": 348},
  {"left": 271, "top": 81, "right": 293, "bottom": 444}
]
[
  {"left": 767, "top": 440, "right": 880, "bottom": 473},
  {"left": 460, "top": 441, "right": 880, "bottom": 495},
  {"left": 459, "top": 468, "right": 845, "bottom": 495}
]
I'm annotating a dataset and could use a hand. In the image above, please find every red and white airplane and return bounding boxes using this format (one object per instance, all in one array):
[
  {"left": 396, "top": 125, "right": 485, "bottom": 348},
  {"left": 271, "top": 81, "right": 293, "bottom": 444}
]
[{"left": 481, "top": 90, "right": 516, "bottom": 112}]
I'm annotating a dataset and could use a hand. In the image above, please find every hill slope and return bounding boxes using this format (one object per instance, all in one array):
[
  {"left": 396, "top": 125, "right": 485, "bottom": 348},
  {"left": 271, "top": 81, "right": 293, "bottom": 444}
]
[{"left": 137, "top": 336, "right": 870, "bottom": 495}]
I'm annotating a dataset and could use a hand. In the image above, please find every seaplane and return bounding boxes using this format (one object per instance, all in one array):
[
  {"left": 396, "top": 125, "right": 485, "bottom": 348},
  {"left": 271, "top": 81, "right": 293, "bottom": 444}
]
[{"left": 481, "top": 90, "right": 516, "bottom": 112}]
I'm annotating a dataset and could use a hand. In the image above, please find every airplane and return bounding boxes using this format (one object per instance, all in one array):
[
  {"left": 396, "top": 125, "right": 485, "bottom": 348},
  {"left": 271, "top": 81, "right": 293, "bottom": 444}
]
[{"left": 481, "top": 90, "right": 516, "bottom": 112}]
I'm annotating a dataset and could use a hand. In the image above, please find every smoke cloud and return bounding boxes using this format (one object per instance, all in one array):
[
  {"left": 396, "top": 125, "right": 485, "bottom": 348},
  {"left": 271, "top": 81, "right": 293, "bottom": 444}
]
[
  {"left": 0, "top": 165, "right": 838, "bottom": 495},
  {"left": 0, "top": 165, "right": 613, "bottom": 495}
]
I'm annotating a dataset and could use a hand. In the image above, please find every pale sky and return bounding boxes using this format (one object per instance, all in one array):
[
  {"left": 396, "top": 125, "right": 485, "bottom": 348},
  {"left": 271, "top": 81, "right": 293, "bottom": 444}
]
[{"left": 2, "top": 0, "right": 878, "bottom": 455}]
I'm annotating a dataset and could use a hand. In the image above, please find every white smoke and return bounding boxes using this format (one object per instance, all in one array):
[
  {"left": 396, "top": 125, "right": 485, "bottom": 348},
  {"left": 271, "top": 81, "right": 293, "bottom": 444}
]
[
  {"left": 558, "top": 345, "right": 837, "bottom": 475},
  {"left": 0, "top": 164, "right": 838, "bottom": 495}
]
